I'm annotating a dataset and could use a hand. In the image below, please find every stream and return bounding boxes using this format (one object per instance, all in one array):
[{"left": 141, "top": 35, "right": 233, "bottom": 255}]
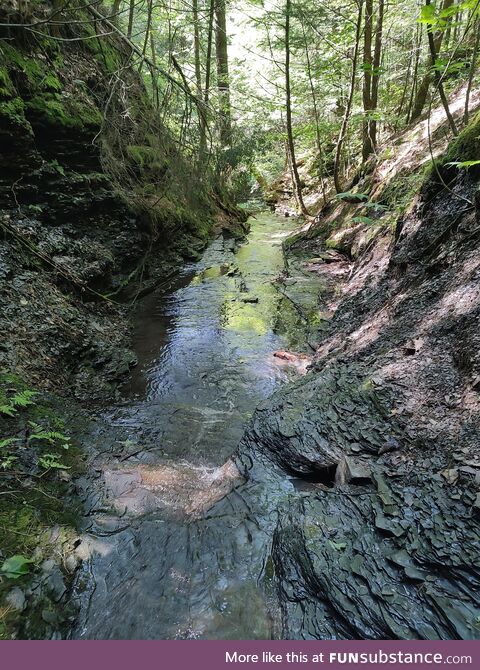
[{"left": 73, "top": 211, "right": 321, "bottom": 639}]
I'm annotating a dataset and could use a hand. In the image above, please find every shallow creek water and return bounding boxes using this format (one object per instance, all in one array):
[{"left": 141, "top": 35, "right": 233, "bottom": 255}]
[{"left": 73, "top": 212, "right": 321, "bottom": 639}]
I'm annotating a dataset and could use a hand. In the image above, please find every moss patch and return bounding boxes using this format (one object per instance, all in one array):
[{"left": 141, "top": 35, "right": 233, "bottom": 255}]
[{"left": 441, "top": 111, "right": 480, "bottom": 164}]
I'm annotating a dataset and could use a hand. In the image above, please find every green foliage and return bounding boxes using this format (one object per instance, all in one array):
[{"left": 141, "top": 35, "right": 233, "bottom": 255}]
[
  {"left": 1, "top": 555, "right": 34, "bottom": 580},
  {"left": 336, "top": 191, "right": 369, "bottom": 202},
  {"left": 0, "top": 378, "right": 74, "bottom": 474},
  {"left": 0, "top": 437, "right": 19, "bottom": 450},
  {"left": 0, "top": 455, "right": 17, "bottom": 470},
  {"left": 446, "top": 160, "right": 480, "bottom": 169},
  {"left": 0, "top": 390, "right": 37, "bottom": 417},
  {"left": 38, "top": 453, "right": 69, "bottom": 470},
  {"left": 352, "top": 215, "right": 375, "bottom": 225},
  {"left": 28, "top": 422, "right": 70, "bottom": 449},
  {"left": 439, "top": 112, "right": 480, "bottom": 165}
]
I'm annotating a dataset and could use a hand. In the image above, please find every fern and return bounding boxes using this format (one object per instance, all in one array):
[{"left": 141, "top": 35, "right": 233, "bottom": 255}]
[
  {"left": 0, "top": 437, "right": 19, "bottom": 449},
  {"left": 11, "top": 390, "right": 37, "bottom": 407},
  {"left": 1, "top": 455, "right": 17, "bottom": 470},
  {"left": 28, "top": 422, "right": 70, "bottom": 449},
  {"left": 38, "top": 453, "right": 69, "bottom": 470},
  {"left": 446, "top": 160, "right": 480, "bottom": 170},
  {"left": 0, "top": 390, "right": 37, "bottom": 416},
  {"left": 0, "top": 404, "right": 17, "bottom": 417}
]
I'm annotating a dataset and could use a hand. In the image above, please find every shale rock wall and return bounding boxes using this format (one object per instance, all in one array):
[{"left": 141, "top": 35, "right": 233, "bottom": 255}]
[{"left": 238, "top": 114, "right": 480, "bottom": 639}]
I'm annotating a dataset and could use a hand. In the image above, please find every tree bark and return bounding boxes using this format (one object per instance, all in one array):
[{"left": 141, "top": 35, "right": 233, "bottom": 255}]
[
  {"left": 362, "top": 0, "right": 373, "bottom": 160},
  {"left": 410, "top": 0, "right": 454, "bottom": 122},
  {"left": 424, "top": 0, "right": 458, "bottom": 135},
  {"left": 127, "top": 0, "right": 135, "bottom": 40},
  {"left": 362, "top": 0, "right": 384, "bottom": 161},
  {"left": 215, "top": 0, "right": 232, "bottom": 147},
  {"left": 111, "top": 0, "right": 121, "bottom": 26},
  {"left": 464, "top": 16, "right": 480, "bottom": 124},
  {"left": 192, "top": 0, "right": 206, "bottom": 154},
  {"left": 334, "top": 0, "right": 364, "bottom": 193},
  {"left": 285, "top": 0, "right": 309, "bottom": 215},
  {"left": 204, "top": 0, "right": 215, "bottom": 106}
]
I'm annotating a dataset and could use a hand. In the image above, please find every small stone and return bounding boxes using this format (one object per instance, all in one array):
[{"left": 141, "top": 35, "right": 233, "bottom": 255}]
[
  {"left": 44, "top": 567, "right": 66, "bottom": 602},
  {"left": 474, "top": 493, "right": 480, "bottom": 511},
  {"left": 57, "top": 470, "right": 71, "bottom": 482},
  {"left": 335, "top": 456, "right": 371, "bottom": 485},
  {"left": 41, "top": 609, "right": 58, "bottom": 624},
  {"left": 41, "top": 559, "right": 56, "bottom": 573},
  {"left": 6, "top": 587, "right": 26, "bottom": 612},
  {"left": 64, "top": 554, "right": 79, "bottom": 573},
  {"left": 440, "top": 468, "right": 459, "bottom": 485},
  {"left": 378, "top": 437, "right": 401, "bottom": 455}
]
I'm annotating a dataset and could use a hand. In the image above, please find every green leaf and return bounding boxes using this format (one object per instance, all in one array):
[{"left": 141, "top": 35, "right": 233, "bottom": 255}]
[
  {"left": 0, "top": 437, "right": 19, "bottom": 449},
  {"left": 418, "top": 4, "right": 437, "bottom": 24},
  {"left": 363, "top": 201, "right": 388, "bottom": 211},
  {"left": 0, "top": 455, "right": 17, "bottom": 470},
  {"left": 10, "top": 390, "right": 37, "bottom": 408},
  {"left": 0, "top": 404, "right": 17, "bottom": 417},
  {"left": 445, "top": 160, "right": 480, "bottom": 169},
  {"left": 38, "top": 453, "right": 70, "bottom": 470},
  {"left": 1, "top": 555, "right": 34, "bottom": 579},
  {"left": 352, "top": 216, "right": 375, "bottom": 225},
  {"left": 335, "top": 191, "right": 369, "bottom": 201}
]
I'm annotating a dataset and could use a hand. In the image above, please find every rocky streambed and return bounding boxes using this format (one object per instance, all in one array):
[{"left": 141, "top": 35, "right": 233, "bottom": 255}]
[
  {"left": 3, "top": 202, "right": 479, "bottom": 640},
  {"left": 65, "top": 208, "right": 479, "bottom": 640}
]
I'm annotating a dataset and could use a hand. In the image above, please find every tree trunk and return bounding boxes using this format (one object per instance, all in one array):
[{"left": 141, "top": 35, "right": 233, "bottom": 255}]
[
  {"left": 215, "top": 0, "right": 232, "bottom": 147},
  {"left": 362, "top": 0, "right": 384, "bottom": 161},
  {"left": 362, "top": 0, "right": 373, "bottom": 161},
  {"left": 127, "top": 0, "right": 135, "bottom": 40},
  {"left": 285, "top": 0, "right": 309, "bottom": 215},
  {"left": 425, "top": 0, "right": 458, "bottom": 135},
  {"left": 111, "top": 0, "right": 121, "bottom": 26},
  {"left": 464, "top": 16, "right": 480, "bottom": 124},
  {"left": 204, "top": 0, "right": 215, "bottom": 106},
  {"left": 410, "top": 0, "right": 454, "bottom": 122},
  {"left": 301, "top": 19, "right": 327, "bottom": 204},
  {"left": 334, "top": 0, "right": 364, "bottom": 193},
  {"left": 192, "top": 0, "right": 206, "bottom": 154},
  {"left": 369, "top": 0, "right": 384, "bottom": 149},
  {"left": 405, "top": 23, "right": 422, "bottom": 124}
]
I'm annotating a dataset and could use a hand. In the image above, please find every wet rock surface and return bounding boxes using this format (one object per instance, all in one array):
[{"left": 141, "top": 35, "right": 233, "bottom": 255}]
[
  {"left": 234, "top": 134, "right": 480, "bottom": 639},
  {"left": 240, "top": 365, "right": 403, "bottom": 477},
  {"left": 72, "top": 171, "right": 480, "bottom": 639},
  {"left": 70, "top": 213, "right": 308, "bottom": 639},
  {"left": 273, "top": 476, "right": 480, "bottom": 639}
]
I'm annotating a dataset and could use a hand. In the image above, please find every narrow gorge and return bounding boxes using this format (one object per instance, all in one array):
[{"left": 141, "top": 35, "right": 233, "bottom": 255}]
[{"left": 0, "top": 0, "right": 479, "bottom": 641}]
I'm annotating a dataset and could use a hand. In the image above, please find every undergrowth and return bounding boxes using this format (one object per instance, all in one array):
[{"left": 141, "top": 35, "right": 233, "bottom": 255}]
[{"left": 0, "top": 373, "right": 80, "bottom": 639}]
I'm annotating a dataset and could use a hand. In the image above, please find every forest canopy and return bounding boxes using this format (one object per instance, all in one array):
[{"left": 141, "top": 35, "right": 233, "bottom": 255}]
[{"left": 2, "top": 0, "right": 478, "bottom": 207}]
